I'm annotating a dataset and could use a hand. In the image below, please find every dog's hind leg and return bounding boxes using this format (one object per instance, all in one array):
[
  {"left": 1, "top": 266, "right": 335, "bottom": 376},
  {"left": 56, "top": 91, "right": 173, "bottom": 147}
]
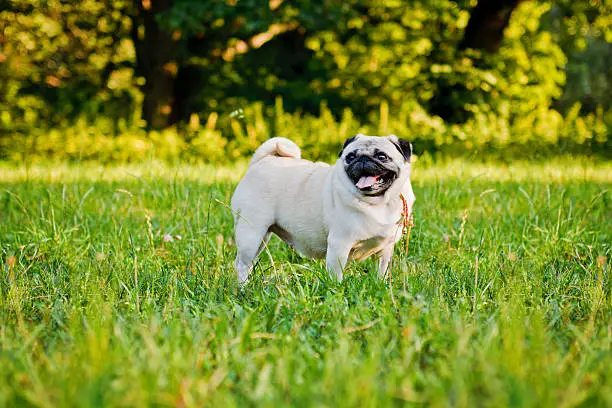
[{"left": 234, "top": 220, "right": 271, "bottom": 284}]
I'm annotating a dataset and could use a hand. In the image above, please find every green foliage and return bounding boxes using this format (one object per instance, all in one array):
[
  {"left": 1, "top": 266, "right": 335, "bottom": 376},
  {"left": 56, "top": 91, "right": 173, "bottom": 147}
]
[
  {"left": 1, "top": 160, "right": 611, "bottom": 406},
  {"left": 0, "top": 0, "right": 611, "bottom": 158},
  {"left": 546, "top": 0, "right": 612, "bottom": 113},
  {"left": 2, "top": 97, "right": 610, "bottom": 163},
  {"left": 0, "top": 0, "right": 139, "bottom": 132}
]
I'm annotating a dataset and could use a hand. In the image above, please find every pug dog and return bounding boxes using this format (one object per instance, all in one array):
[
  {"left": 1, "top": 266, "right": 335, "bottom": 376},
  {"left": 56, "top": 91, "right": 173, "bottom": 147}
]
[{"left": 231, "top": 134, "right": 415, "bottom": 283}]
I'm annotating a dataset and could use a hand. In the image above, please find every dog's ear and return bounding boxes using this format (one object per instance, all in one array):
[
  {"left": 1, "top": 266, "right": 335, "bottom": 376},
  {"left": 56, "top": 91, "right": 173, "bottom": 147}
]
[
  {"left": 389, "top": 134, "right": 412, "bottom": 162},
  {"left": 338, "top": 135, "right": 359, "bottom": 157}
]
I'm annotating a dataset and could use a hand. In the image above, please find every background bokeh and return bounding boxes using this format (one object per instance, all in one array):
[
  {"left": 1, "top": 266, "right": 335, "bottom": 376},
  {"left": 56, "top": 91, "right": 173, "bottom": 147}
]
[{"left": 1, "top": 0, "right": 611, "bottom": 162}]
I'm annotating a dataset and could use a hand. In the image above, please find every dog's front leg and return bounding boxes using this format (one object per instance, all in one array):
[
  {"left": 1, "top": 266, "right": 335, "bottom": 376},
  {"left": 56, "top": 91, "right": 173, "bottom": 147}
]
[
  {"left": 326, "top": 237, "right": 352, "bottom": 282},
  {"left": 377, "top": 244, "right": 395, "bottom": 280}
]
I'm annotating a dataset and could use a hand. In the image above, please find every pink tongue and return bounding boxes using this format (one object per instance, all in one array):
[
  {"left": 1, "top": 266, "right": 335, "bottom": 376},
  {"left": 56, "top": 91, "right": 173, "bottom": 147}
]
[{"left": 356, "top": 175, "right": 379, "bottom": 189}]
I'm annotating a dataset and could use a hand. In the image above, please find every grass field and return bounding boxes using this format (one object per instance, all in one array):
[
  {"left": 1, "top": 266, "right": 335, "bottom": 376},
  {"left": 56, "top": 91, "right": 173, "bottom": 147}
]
[{"left": 1, "top": 157, "right": 611, "bottom": 407}]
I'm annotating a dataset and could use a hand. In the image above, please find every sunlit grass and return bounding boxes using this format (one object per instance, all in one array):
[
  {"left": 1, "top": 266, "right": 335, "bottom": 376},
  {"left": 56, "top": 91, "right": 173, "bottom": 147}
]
[
  {"left": 0, "top": 158, "right": 610, "bottom": 407},
  {"left": 1, "top": 156, "right": 610, "bottom": 184}
]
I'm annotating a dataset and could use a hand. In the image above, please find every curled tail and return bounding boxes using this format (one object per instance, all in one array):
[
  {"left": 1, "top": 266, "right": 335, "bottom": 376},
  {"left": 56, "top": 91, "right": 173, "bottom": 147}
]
[{"left": 250, "top": 137, "right": 301, "bottom": 166}]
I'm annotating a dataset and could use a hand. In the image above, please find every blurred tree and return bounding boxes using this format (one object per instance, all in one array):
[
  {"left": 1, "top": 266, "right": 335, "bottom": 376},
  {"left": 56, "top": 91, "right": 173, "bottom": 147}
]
[
  {"left": 545, "top": 0, "right": 612, "bottom": 114},
  {"left": 153, "top": 0, "right": 351, "bottom": 124},
  {"left": 430, "top": 0, "right": 524, "bottom": 122},
  {"left": 0, "top": 0, "right": 609, "bottom": 151},
  {"left": 0, "top": 0, "right": 137, "bottom": 132},
  {"left": 131, "top": 0, "right": 179, "bottom": 129}
]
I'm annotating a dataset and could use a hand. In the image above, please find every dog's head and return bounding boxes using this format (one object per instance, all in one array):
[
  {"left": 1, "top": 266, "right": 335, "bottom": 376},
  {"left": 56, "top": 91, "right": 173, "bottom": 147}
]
[{"left": 338, "top": 134, "right": 412, "bottom": 196}]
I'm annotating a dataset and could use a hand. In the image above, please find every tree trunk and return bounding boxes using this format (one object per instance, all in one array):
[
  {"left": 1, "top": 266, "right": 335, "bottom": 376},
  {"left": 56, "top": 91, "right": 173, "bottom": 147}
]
[
  {"left": 131, "top": 0, "right": 178, "bottom": 129},
  {"left": 459, "top": 0, "right": 524, "bottom": 53},
  {"left": 171, "top": 64, "right": 202, "bottom": 124}
]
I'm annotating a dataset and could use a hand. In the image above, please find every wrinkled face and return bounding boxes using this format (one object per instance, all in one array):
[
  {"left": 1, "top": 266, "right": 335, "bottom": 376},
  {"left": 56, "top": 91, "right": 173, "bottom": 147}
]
[{"left": 339, "top": 134, "right": 412, "bottom": 196}]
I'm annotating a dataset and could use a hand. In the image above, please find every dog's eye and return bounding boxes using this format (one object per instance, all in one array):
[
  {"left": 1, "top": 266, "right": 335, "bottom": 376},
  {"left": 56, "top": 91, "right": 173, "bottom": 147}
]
[
  {"left": 345, "top": 152, "right": 356, "bottom": 162},
  {"left": 376, "top": 152, "right": 388, "bottom": 161}
]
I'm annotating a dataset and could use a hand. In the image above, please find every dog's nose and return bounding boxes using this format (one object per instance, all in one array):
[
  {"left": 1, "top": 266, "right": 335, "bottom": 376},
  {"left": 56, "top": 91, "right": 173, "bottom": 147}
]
[
  {"left": 352, "top": 156, "right": 379, "bottom": 174},
  {"left": 355, "top": 156, "right": 371, "bottom": 167},
  {"left": 352, "top": 156, "right": 367, "bottom": 170}
]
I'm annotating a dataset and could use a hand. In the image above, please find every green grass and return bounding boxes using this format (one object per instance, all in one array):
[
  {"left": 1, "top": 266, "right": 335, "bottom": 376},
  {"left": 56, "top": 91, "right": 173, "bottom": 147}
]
[{"left": 1, "top": 158, "right": 611, "bottom": 407}]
